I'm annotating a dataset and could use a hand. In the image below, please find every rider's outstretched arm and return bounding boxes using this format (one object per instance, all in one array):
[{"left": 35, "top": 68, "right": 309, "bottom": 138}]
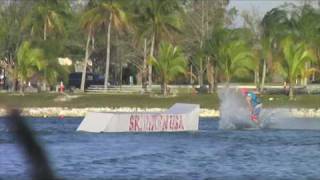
[{"left": 246, "top": 96, "right": 253, "bottom": 114}]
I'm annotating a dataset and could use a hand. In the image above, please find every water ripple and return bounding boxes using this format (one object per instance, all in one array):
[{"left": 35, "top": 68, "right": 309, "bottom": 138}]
[{"left": 1, "top": 117, "right": 320, "bottom": 179}]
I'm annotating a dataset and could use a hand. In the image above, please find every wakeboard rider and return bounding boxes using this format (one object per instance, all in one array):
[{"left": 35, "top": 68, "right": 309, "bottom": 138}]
[{"left": 240, "top": 88, "right": 262, "bottom": 126}]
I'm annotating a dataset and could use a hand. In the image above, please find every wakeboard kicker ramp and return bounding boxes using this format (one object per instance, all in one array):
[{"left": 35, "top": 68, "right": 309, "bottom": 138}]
[{"left": 77, "top": 103, "right": 200, "bottom": 133}]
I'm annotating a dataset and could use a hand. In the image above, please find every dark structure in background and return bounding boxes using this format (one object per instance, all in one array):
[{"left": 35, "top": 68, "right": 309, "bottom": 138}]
[
  {"left": 68, "top": 72, "right": 104, "bottom": 89},
  {"left": 5, "top": 109, "right": 56, "bottom": 180}
]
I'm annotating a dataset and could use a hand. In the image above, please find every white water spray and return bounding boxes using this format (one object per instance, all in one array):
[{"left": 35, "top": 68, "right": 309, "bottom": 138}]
[
  {"left": 218, "top": 88, "right": 319, "bottom": 130},
  {"left": 218, "top": 88, "right": 255, "bottom": 129}
]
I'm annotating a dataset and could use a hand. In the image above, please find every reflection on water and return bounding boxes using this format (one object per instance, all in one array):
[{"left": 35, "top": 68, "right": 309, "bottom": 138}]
[{"left": 1, "top": 117, "right": 320, "bottom": 179}]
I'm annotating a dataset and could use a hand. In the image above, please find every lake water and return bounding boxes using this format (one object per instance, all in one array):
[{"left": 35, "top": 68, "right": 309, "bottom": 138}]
[{"left": 1, "top": 117, "right": 320, "bottom": 180}]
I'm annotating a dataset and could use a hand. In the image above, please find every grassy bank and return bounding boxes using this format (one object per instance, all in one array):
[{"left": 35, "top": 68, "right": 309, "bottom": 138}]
[
  {"left": 0, "top": 93, "right": 219, "bottom": 109},
  {"left": 0, "top": 93, "right": 319, "bottom": 109}
]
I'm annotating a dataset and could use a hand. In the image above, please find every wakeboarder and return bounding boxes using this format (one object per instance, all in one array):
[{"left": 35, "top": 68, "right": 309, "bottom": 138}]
[{"left": 240, "top": 88, "right": 262, "bottom": 126}]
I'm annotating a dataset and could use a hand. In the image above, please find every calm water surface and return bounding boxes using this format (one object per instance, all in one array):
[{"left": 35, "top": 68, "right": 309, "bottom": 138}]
[{"left": 1, "top": 117, "right": 320, "bottom": 180}]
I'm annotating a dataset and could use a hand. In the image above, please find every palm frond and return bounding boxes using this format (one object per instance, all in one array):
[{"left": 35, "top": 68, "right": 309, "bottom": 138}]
[{"left": 151, "top": 42, "right": 187, "bottom": 84}]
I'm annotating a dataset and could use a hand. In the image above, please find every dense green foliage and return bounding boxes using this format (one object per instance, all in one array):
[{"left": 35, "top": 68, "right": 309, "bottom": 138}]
[
  {"left": 0, "top": 0, "right": 319, "bottom": 99},
  {"left": 150, "top": 42, "right": 187, "bottom": 95},
  {"left": 277, "top": 36, "right": 315, "bottom": 99}
]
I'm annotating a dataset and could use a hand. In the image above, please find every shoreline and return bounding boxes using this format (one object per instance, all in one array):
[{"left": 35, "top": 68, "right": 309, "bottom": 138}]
[{"left": 1, "top": 107, "right": 320, "bottom": 118}]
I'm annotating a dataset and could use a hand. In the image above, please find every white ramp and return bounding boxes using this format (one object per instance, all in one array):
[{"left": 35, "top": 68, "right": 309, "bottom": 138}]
[
  {"left": 166, "top": 103, "right": 200, "bottom": 131},
  {"left": 77, "top": 112, "right": 114, "bottom": 133},
  {"left": 77, "top": 103, "right": 200, "bottom": 133}
]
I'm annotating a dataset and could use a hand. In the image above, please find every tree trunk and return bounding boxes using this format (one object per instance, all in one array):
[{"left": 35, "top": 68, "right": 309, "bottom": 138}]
[
  {"left": 12, "top": 69, "right": 17, "bottom": 92},
  {"left": 12, "top": 78, "right": 16, "bottom": 92},
  {"left": 42, "top": 81, "right": 47, "bottom": 92},
  {"left": 7, "top": 58, "right": 15, "bottom": 92},
  {"left": 190, "top": 65, "right": 193, "bottom": 85},
  {"left": 44, "top": 22, "right": 47, "bottom": 41},
  {"left": 148, "top": 33, "right": 155, "bottom": 91},
  {"left": 254, "top": 69, "right": 259, "bottom": 89},
  {"left": 19, "top": 78, "right": 23, "bottom": 94},
  {"left": 80, "top": 27, "right": 92, "bottom": 92},
  {"left": 41, "top": 20, "right": 48, "bottom": 91},
  {"left": 260, "top": 59, "right": 267, "bottom": 92},
  {"left": 198, "top": 65, "right": 203, "bottom": 86},
  {"left": 213, "top": 64, "right": 218, "bottom": 91},
  {"left": 104, "top": 13, "right": 113, "bottom": 89},
  {"left": 143, "top": 38, "right": 147, "bottom": 90},
  {"left": 303, "top": 62, "right": 309, "bottom": 87},
  {"left": 136, "top": 71, "right": 142, "bottom": 85},
  {"left": 120, "top": 57, "right": 122, "bottom": 91},
  {"left": 198, "top": 0, "right": 204, "bottom": 87},
  {"left": 163, "top": 82, "right": 167, "bottom": 96},
  {"left": 289, "top": 84, "right": 294, "bottom": 100},
  {"left": 207, "top": 60, "right": 214, "bottom": 93},
  {"left": 91, "top": 36, "right": 95, "bottom": 49},
  {"left": 225, "top": 74, "right": 230, "bottom": 88}
]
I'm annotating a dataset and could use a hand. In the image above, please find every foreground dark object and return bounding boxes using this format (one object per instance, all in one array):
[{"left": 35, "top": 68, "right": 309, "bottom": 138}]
[{"left": 5, "top": 109, "right": 56, "bottom": 180}]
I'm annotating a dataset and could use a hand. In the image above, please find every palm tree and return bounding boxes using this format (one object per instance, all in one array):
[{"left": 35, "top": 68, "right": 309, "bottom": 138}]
[
  {"left": 294, "top": 5, "right": 320, "bottom": 85},
  {"left": 22, "top": 0, "right": 70, "bottom": 40},
  {"left": 150, "top": 42, "right": 187, "bottom": 96},
  {"left": 16, "top": 41, "right": 46, "bottom": 92},
  {"left": 20, "top": 0, "right": 71, "bottom": 91},
  {"left": 203, "top": 29, "right": 223, "bottom": 92},
  {"left": 260, "top": 6, "right": 293, "bottom": 90},
  {"left": 81, "top": 1, "right": 128, "bottom": 89},
  {"left": 277, "top": 36, "right": 315, "bottom": 99},
  {"left": 260, "top": 4, "right": 320, "bottom": 89},
  {"left": 204, "top": 27, "right": 234, "bottom": 91},
  {"left": 133, "top": 0, "right": 182, "bottom": 91},
  {"left": 218, "top": 39, "right": 254, "bottom": 86},
  {"left": 183, "top": 0, "right": 229, "bottom": 89},
  {"left": 79, "top": 2, "right": 97, "bottom": 92},
  {"left": 205, "top": 28, "right": 254, "bottom": 87},
  {"left": 0, "top": 1, "right": 28, "bottom": 91},
  {"left": 259, "top": 36, "right": 273, "bottom": 92},
  {"left": 241, "top": 10, "right": 267, "bottom": 91},
  {"left": 79, "top": 26, "right": 93, "bottom": 92},
  {"left": 17, "top": 43, "right": 61, "bottom": 92}
]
